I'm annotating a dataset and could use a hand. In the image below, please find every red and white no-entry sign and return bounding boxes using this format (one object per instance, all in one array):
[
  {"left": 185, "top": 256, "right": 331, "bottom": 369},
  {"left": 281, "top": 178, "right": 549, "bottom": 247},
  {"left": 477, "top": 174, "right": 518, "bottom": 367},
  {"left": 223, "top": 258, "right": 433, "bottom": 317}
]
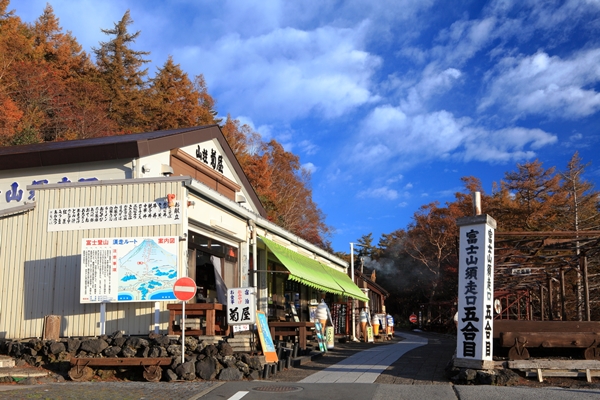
[
  {"left": 173, "top": 277, "right": 197, "bottom": 301},
  {"left": 409, "top": 313, "right": 418, "bottom": 324}
]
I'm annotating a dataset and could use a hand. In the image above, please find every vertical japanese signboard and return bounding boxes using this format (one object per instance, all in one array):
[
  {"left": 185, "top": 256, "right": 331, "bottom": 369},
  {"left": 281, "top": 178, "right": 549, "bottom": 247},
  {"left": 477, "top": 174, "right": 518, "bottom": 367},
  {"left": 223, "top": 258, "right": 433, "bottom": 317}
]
[
  {"left": 227, "top": 287, "right": 256, "bottom": 326},
  {"left": 456, "top": 215, "right": 496, "bottom": 367}
]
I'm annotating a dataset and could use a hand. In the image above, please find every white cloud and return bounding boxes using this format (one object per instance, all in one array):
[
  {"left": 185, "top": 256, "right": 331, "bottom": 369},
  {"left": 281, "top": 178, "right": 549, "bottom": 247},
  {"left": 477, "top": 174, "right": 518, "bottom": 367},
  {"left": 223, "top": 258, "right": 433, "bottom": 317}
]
[
  {"left": 298, "top": 140, "right": 319, "bottom": 155},
  {"left": 479, "top": 49, "right": 600, "bottom": 119},
  {"left": 341, "top": 104, "right": 557, "bottom": 173},
  {"left": 178, "top": 22, "right": 381, "bottom": 122},
  {"left": 357, "top": 186, "right": 399, "bottom": 200},
  {"left": 386, "top": 174, "right": 404, "bottom": 184},
  {"left": 569, "top": 132, "right": 583, "bottom": 141},
  {"left": 461, "top": 127, "right": 557, "bottom": 162},
  {"left": 434, "top": 16, "right": 498, "bottom": 66},
  {"left": 400, "top": 67, "right": 462, "bottom": 114},
  {"left": 302, "top": 162, "right": 317, "bottom": 174},
  {"left": 359, "top": 106, "right": 470, "bottom": 163}
]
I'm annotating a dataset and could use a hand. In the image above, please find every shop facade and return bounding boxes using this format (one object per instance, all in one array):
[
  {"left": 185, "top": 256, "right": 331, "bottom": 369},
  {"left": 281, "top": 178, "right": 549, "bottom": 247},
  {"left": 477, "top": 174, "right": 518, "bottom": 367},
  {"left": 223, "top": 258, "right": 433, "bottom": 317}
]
[{"left": 0, "top": 125, "right": 366, "bottom": 340}]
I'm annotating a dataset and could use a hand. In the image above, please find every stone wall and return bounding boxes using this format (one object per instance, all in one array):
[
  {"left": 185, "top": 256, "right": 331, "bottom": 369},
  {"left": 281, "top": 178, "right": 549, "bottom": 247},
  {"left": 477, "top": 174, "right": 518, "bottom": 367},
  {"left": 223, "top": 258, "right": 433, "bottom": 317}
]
[{"left": 0, "top": 331, "right": 274, "bottom": 382}]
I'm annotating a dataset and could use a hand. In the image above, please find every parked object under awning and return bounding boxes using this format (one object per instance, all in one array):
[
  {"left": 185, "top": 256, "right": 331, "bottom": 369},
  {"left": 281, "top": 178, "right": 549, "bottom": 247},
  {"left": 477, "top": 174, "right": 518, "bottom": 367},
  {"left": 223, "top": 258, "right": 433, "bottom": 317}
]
[{"left": 260, "top": 236, "right": 369, "bottom": 301}]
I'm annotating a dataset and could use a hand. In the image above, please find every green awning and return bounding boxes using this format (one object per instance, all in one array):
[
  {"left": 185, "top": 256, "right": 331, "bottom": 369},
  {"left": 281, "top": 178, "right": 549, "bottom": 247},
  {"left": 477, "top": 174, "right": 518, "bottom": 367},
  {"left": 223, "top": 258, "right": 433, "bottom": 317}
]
[
  {"left": 260, "top": 236, "right": 368, "bottom": 301},
  {"left": 322, "top": 264, "right": 369, "bottom": 301}
]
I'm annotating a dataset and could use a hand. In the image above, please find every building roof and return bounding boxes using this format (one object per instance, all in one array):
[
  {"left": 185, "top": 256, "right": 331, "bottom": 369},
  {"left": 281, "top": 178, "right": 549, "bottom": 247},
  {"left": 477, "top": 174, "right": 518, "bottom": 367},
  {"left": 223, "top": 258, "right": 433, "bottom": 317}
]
[{"left": 0, "top": 125, "right": 267, "bottom": 217}]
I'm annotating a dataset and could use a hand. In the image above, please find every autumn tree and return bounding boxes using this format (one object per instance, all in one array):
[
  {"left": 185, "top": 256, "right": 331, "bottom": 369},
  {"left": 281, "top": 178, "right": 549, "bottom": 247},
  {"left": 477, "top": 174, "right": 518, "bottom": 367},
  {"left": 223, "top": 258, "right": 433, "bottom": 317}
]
[
  {"left": 406, "top": 202, "right": 464, "bottom": 310},
  {"left": 219, "top": 116, "right": 331, "bottom": 248},
  {"left": 147, "top": 57, "right": 217, "bottom": 130},
  {"left": 31, "top": 4, "right": 93, "bottom": 79},
  {"left": 377, "top": 230, "right": 406, "bottom": 258},
  {"left": 556, "top": 152, "right": 600, "bottom": 320},
  {"left": 492, "top": 160, "right": 566, "bottom": 232},
  {"left": 0, "top": 0, "right": 29, "bottom": 144},
  {"left": 0, "top": 4, "right": 116, "bottom": 143},
  {"left": 193, "top": 74, "right": 220, "bottom": 126},
  {"left": 261, "top": 139, "right": 331, "bottom": 247},
  {"left": 94, "top": 10, "right": 150, "bottom": 132},
  {"left": 557, "top": 152, "right": 600, "bottom": 232}
]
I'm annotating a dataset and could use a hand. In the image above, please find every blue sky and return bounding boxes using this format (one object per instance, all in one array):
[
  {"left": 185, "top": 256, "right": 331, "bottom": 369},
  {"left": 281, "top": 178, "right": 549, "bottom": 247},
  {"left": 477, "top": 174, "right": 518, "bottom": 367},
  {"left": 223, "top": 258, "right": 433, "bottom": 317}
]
[{"left": 16, "top": 0, "right": 600, "bottom": 253}]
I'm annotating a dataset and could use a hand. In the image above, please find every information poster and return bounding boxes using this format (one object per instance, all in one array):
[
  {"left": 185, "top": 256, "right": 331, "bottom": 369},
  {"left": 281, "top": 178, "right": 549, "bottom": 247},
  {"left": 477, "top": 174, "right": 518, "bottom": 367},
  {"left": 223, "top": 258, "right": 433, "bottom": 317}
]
[
  {"left": 80, "top": 236, "right": 178, "bottom": 303},
  {"left": 256, "top": 311, "right": 278, "bottom": 363}
]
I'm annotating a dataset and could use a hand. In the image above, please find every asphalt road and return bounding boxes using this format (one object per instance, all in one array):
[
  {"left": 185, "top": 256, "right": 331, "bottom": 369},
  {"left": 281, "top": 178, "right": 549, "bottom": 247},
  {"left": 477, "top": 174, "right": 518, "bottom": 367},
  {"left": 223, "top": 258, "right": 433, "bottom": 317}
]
[
  {"left": 2, "top": 380, "right": 600, "bottom": 400},
  {"left": 1, "top": 330, "right": 600, "bottom": 399}
]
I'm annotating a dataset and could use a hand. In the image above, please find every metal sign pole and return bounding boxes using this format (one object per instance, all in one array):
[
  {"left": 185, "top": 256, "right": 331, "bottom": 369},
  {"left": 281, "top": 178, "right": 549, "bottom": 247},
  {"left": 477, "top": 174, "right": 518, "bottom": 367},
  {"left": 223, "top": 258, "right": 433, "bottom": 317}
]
[
  {"left": 154, "top": 301, "right": 160, "bottom": 334},
  {"left": 100, "top": 303, "right": 106, "bottom": 336},
  {"left": 181, "top": 300, "right": 186, "bottom": 364}
]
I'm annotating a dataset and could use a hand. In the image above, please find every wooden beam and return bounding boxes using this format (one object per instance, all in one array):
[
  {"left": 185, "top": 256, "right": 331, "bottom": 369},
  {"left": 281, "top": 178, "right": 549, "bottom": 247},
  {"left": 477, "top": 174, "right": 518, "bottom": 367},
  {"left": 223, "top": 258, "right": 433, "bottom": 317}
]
[{"left": 497, "top": 231, "right": 600, "bottom": 237}]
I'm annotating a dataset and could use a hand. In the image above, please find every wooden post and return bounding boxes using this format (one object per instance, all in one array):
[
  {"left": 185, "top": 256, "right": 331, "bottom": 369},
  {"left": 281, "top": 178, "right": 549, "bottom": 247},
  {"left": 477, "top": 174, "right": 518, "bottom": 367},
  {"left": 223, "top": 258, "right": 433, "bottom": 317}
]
[
  {"left": 540, "top": 285, "right": 544, "bottom": 321},
  {"left": 548, "top": 276, "right": 554, "bottom": 321},
  {"left": 581, "top": 255, "right": 590, "bottom": 322},
  {"left": 528, "top": 289, "right": 532, "bottom": 320},
  {"left": 560, "top": 268, "right": 567, "bottom": 321}
]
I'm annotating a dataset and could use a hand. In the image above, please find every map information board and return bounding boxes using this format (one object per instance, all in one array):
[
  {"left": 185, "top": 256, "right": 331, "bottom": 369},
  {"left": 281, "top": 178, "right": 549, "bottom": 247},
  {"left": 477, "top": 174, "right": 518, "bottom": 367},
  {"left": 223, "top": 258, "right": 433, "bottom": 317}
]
[{"left": 80, "top": 236, "right": 179, "bottom": 303}]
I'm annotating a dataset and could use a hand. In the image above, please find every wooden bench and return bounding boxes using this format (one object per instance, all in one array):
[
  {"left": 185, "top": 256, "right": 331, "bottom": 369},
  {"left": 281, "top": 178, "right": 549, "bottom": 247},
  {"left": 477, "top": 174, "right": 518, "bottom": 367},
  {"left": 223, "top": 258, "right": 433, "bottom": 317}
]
[
  {"left": 167, "top": 303, "right": 228, "bottom": 336},
  {"left": 509, "top": 359, "right": 600, "bottom": 383},
  {"left": 69, "top": 357, "right": 172, "bottom": 382},
  {"left": 269, "top": 321, "right": 315, "bottom": 351},
  {"left": 494, "top": 320, "right": 600, "bottom": 360}
]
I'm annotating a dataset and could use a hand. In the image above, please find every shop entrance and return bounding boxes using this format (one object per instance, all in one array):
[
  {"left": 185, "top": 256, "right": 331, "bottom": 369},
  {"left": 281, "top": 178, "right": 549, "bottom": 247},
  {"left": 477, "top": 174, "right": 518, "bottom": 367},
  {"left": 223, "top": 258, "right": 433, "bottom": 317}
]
[{"left": 188, "top": 231, "right": 238, "bottom": 304}]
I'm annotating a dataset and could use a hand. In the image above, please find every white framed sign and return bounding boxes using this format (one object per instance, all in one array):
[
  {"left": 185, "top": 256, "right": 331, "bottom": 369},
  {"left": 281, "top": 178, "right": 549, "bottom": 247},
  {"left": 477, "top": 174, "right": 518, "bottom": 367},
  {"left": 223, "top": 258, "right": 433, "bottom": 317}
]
[
  {"left": 227, "top": 287, "right": 256, "bottom": 325},
  {"left": 456, "top": 215, "right": 496, "bottom": 363},
  {"left": 49, "top": 201, "right": 181, "bottom": 231},
  {"left": 80, "top": 236, "right": 179, "bottom": 303}
]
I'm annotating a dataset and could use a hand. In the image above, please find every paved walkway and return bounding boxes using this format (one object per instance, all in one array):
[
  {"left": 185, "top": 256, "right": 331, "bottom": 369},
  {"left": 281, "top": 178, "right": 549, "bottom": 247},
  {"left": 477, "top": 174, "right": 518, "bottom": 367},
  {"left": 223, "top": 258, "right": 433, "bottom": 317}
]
[{"left": 299, "top": 332, "right": 428, "bottom": 383}]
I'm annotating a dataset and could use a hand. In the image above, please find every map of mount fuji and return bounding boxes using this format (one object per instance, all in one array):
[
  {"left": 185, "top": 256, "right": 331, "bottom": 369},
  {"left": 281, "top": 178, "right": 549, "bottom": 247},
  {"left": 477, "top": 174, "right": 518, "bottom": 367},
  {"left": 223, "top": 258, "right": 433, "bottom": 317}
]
[{"left": 118, "top": 238, "right": 178, "bottom": 301}]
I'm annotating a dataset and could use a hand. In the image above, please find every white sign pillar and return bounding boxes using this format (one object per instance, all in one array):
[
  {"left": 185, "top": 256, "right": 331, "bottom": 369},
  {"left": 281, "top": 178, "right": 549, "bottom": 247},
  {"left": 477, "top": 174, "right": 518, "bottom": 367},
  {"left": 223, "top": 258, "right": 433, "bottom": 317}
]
[{"left": 455, "top": 214, "right": 496, "bottom": 369}]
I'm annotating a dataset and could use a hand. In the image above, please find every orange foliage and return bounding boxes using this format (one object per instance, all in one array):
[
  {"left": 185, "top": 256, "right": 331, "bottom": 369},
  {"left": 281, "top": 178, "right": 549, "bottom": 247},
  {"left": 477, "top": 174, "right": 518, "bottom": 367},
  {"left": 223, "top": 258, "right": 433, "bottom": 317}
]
[{"left": 0, "top": 5, "right": 331, "bottom": 247}]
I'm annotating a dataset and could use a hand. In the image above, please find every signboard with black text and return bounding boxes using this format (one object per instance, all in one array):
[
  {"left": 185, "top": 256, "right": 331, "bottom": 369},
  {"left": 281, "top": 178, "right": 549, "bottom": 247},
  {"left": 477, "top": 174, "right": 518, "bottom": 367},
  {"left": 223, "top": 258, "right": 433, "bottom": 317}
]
[
  {"left": 456, "top": 215, "right": 496, "bottom": 364},
  {"left": 227, "top": 287, "right": 256, "bottom": 325}
]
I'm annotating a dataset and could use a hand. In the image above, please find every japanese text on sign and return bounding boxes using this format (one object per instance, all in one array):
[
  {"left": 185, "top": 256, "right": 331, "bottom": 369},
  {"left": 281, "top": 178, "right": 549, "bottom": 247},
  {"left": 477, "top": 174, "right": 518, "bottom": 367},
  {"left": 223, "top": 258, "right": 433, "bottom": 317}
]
[
  {"left": 457, "top": 221, "right": 494, "bottom": 361},
  {"left": 227, "top": 287, "right": 256, "bottom": 325},
  {"left": 49, "top": 201, "right": 181, "bottom": 231}
]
